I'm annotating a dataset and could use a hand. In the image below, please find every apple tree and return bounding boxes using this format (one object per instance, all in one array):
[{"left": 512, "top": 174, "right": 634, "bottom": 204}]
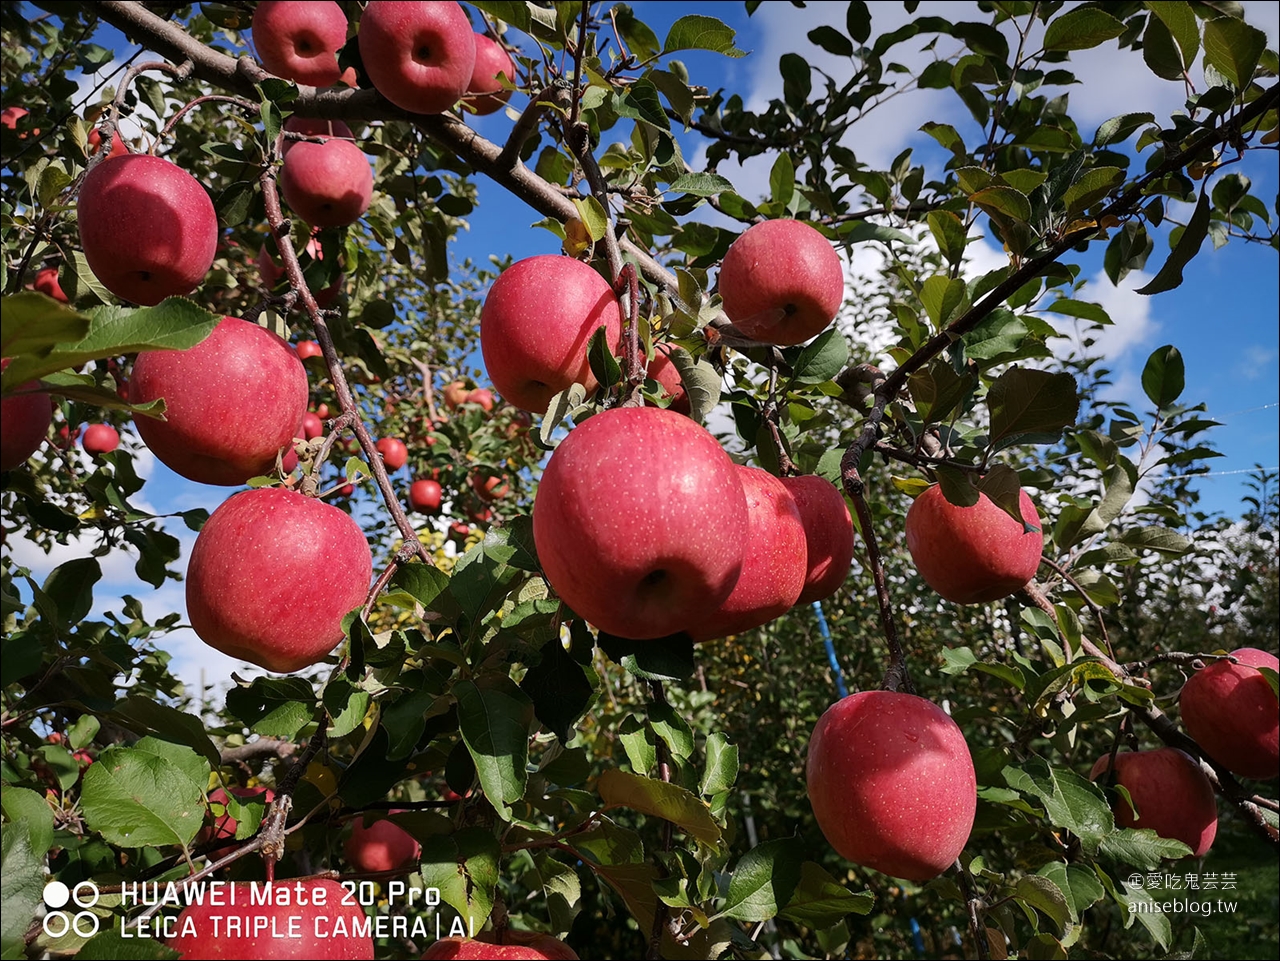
[{"left": 2, "top": 2, "right": 1278, "bottom": 959}]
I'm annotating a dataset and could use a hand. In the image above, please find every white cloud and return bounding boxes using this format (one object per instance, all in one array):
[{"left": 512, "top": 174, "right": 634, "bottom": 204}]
[{"left": 1235, "top": 346, "right": 1278, "bottom": 381}]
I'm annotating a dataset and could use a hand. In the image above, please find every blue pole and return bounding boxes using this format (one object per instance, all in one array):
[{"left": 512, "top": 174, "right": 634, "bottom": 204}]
[{"left": 811, "top": 601, "right": 848, "bottom": 699}]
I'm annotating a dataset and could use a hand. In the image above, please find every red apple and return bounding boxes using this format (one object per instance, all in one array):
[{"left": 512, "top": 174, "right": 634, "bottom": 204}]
[
  {"left": 480, "top": 256, "right": 623, "bottom": 414},
  {"left": 1180, "top": 647, "right": 1278, "bottom": 780},
  {"left": 687, "top": 465, "right": 806, "bottom": 642},
  {"left": 464, "top": 34, "right": 517, "bottom": 116},
  {"left": 409, "top": 479, "right": 442, "bottom": 513},
  {"left": 297, "top": 340, "right": 324, "bottom": 360},
  {"left": 358, "top": 1, "right": 476, "bottom": 115},
  {"left": 1, "top": 106, "right": 27, "bottom": 129},
  {"left": 448, "top": 521, "right": 471, "bottom": 542},
  {"left": 780, "top": 475, "right": 855, "bottom": 604},
  {"left": 199, "top": 785, "right": 274, "bottom": 859},
  {"left": 344, "top": 814, "right": 420, "bottom": 874},
  {"left": 252, "top": 0, "right": 348, "bottom": 87},
  {"left": 77, "top": 154, "right": 217, "bottom": 305},
  {"left": 87, "top": 126, "right": 127, "bottom": 158},
  {"left": 645, "top": 344, "right": 690, "bottom": 415},
  {"left": 1090, "top": 749, "right": 1218, "bottom": 857},
  {"left": 718, "top": 219, "right": 844, "bottom": 345},
  {"left": 470, "top": 471, "right": 508, "bottom": 501},
  {"left": 533, "top": 407, "right": 748, "bottom": 640},
  {"left": 376, "top": 437, "right": 408, "bottom": 471},
  {"left": 1, "top": 360, "right": 51, "bottom": 472},
  {"left": 442, "top": 380, "right": 470, "bottom": 410},
  {"left": 905, "top": 484, "right": 1043, "bottom": 604},
  {"left": 81, "top": 423, "right": 119, "bottom": 456},
  {"left": 422, "top": 930, "right": 579, "bottom": 960},
  {"left": 167, "top": 879, "right": 373, "bottom": 959},
  {"left": 467, "top": 387, "right": 495, "bottom": 411},
  {"left": 468, "top": 506, "right": 493, "bottom": 524},
  {"left": 807, "top": 691, "right": 976, "bottom": 880},
  {"left": 131, "top": 317, "right": 309, "bottom": 485},
  {"left": 257, "top": 242, "right": 286, "bottom": 289},
  {"left": 281, "top": 446, "right": 299, "bottom": 473},
  {"left": 187, "top": 487, "right": 372, "bottom": 673},
  {"left": 32, "top": 267, "right": 68, "bottom": 303},
  {"left": 315, "top": 403, "right": 332, "bottom": 420},
  {"left": 281, "top": 116, "right": 354, "bottom": 157},
  {"left": 301, "top": 411, "right": 325, "bottom": 440},
  {"left": 281, "top": 136, "right": 372, "bottom": 229}
]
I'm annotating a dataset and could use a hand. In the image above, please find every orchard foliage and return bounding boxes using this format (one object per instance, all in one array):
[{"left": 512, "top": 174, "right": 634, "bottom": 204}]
[{"left": 2, "top": 2, "right": 1279, "bottom": 959}]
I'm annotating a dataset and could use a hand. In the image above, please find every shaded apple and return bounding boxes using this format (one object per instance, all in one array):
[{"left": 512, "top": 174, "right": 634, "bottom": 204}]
[
  {"left": 252, "top": 0, "right": 347, "bottom": 87},
  {"left": 0, "top": 360, "right": 51, "bottom": 472},
  {"left": 301, "top": 411, "right": 325, "bottom": 440},
  {"left": 1180, "top": 647, "right": 1278, "bottom": 780},
  {"left": 780, "top": 475, "right": 855, "bottom": 604},
  {"left": 1090, "top": 748, "right": 1218, "bottom": 856},
  {"left": 358, "top": 1, "right": 476, "bottom": 114},
  {"left": 344, "top": 814, "right": 420, "bottom": 874},
  {"left": 32, "top": 267, "right": 68, "bottom": 302},
  {"left": 87, "top": 126, "right": 127, "bottom": 158},
  {"left": 199, "top": 785, "right": 274, "bottom": 859},
  {"left": 467, "top": 387, "right": 495, "bottom": 411},
  {"left": 464, "top": 33, "right": 517, "bottom": 116}
]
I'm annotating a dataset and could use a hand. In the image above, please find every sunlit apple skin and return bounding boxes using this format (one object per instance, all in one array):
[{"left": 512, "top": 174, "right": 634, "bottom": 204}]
[
  {"left": 33, "top": 267, "right": 68, "bottom": 302},
  {"left": 645, "top": 344, "right": 690, "bottom": 415},
  {"left": 421, "top": 930, "right": 579, "bottom": 960},
  {"left": 167, "top": 880, "right": 373, "bottom": 959},
  {"left": 480, "top": 256, "right": 622, "bottom": 414},
  {"left": 344, "top": 815, "right": 421, "bottom": 873},
  {"left": 131, "top": 317, "right": 309, "bottom": 485},
  {"left": 81, "top": 424, "right": 119, "bottom": 455},
  {"left": 807, "top": 691, "right": 977, "bottom": 880},
  {"left": 1090, "top": 749, "right": 1218, "bottom": 857},
  {"left": 409, "top": 479, "right": 442, "bottom": 513},
  {"left": 77, "top": 154, "right": 218, "bottom": 305},
  {"left": 465, "top": 33, "right": 516, "bottom": 115},
  {"left": 780, "top": 475, "right": 855, "bottom": 604},
  {"left": 358, "top": 1, "right": 476, "bottom": 115},
  {"left": 1180, "top": 647, "right": 1279, "bottom": 780},
  {"left": 718, "top": 219, "right": 844, "bottom": 346},
  {"left": 281, "top": 136, "right": 372, "bottom": 228},
  {"left": 199, "top": 785, "right": 274, "bottom": 859},
  {"left": 252, "top": 0, "right": 347, "bottom": 87},
  {"left": 0, "top": 360, "right": 51, "bottom": 472},
  {"left": 905, "top": 485, "right": 1043, "bottom": 604},
  {"left": 687, "top": 466, "right": 806, "bottom": 642},
  {"left": 376, "top": 437, "right": 408, "bottom": 471},
  {"left": 187, "top": 488, "right": 372, "bottom": 673},
  {"left": 533, "top": 407, "right": 748, "bottom": 640}
]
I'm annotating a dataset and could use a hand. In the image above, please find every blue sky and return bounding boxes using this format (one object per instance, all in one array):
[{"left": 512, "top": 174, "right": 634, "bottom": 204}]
[{"left": 8, "top": 1, "right": 1277, "bottom": 695}]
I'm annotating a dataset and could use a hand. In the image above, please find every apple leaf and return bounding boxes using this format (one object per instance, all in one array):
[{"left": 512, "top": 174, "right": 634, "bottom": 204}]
[
  {"left": 786, "top": 327, "right": 848, "bottom": 384},
  {"left": 1098, "top": 828, "right": 1193, "bottom": 870},
  {"left": 537, "top": 382, "right": 588, "bottom": 450},
  {"left": 907, "top": 358, "right": 977, "bottom": 423},
  {"left": 1042, "top": 7, "right": 1126, "bottom": 51},
  {"left": 419, "top": 827, "right": 501, "bottom": 929},
  {"left": 668, "top": 172, "right": 734, "bottom": 197},
  {"left": 920, "top": 274, "right": 970, "bottom": 328},
  {"left": 1037, "top": 861, "right": 1105, "bottom": 922},
  {"left": 1135, "top": 190, "right": 1209, "bottom": 295},
  {"left": 35, "top": 371, "right": 166, "bottom": 418},
  {"left": 1015, "top": 874, "right": 1071, "bottom": 937},
  {"left": 0, "top": 292, "right": 92, "bottom": 363},
  {"left": 618, "top": 714, "right": 658, "bottom": 775},
  {"left": 699, "top": 732, "right": 739, "bottom": 796},
  {"left": 225, "top": 676, "right": 316, "bottom": 739},
  {"left": 1140, "top": 344, "right": 1184, "bottom": 409},
  {"left": 455, "top": 680, "right": 531, "bottom": 818},
  {"left": 648, "top": 700, "right": 695, "bottom": 761},
  {"left": 110, "top": 696, "right": 221, "bottom": 768},
  {"left": 0, "top": 787, "right": 54, "bottom": 858},
  {"left": 323, "top": 677, "right": 371, "bottom": 738},
  {"left": 662, "top": 15, "right": 746, "bottom": 58},
  {"left": 1202, "top": 16, "right": 1267, "bottom": 90},
  {"left": 587, "top": 325, "right": 622, "bottom": 396},
  {"left": 74, "top": 927, "right": 181, "bottom": 959},
  {"left": 80, "top": 738, "right": 208, "bottom": 848},
  {"left": 520, "top": 637, "right": 596, "bottom": 742},
  {"left": 1002, "top": 758, "right": 1113, "bottom": 852},
  {"left": 0, "top": 821, "right": 45, "bottom": 959},
  {"left": 778, "top": 861, "right": 874, "bottom": 927},
  {"left": 719, "top": 839, "right": 803, "bottom": 921},
  {"left": 987, "top": 367, "right": 1080, "bottom": 449},
  {"left": 598, "top": 769, "right": 722, "bottom": 845},
  {"left": 598, "top": 630, "right": 696, "bottom": 682},
  {"left": 927, "top": 210, "right": 968, "bottom": 266},
  {"left": 391, "top": 562, "right": 450, "bottom": 608},
  {"left": 668, "top": 348, "right": 721, "bottom": 425},
  {"left": 978, "top": 464, "right": 1035, "bottom": 531}
]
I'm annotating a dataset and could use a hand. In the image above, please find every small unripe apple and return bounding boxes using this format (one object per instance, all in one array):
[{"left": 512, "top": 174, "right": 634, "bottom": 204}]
[
  {"left": 410, "top": 479, "right": 443, "bottom": 513},
  {"left": 1090, "top": 749, "right": 1218, "bottom": 856},
  {"left": 377, "top": 437, "right": 408, "bottom": 471},
  {"left": 480, "top": 256, "right": 623, "bottom": 414},
  {"left": 464, "top": 34, "right": 517, "bottom": 116},
  {"left": 905, "top": 484, "right": 1043, "bottom": 604},
  {"left": 281, "top": 136, "right": 372, "bottom": 228},
  {"left": 297, "top": 340, "right": 324, "bottom": 360},
  {"left": 718, "top": 219, "right": 844, "bottom": 345},
  {"left": 81, "top": 423, "right": 120, "bottom": 456},
  {"left": 252, "top": 0, "right": 348, "bottom": 87},
  {"left": 421, "top": 930, "right": 579, "bottom": 960},
  {"left": 77, "top": 154, "right": 218, "bottom": 305},
  {"left": 187, "top": 487, "right": 372, "bottom": 673},
  {"left": 780, "top": 475, "right": 855, "bottom": 604},
  {"left": 1180, "top": 648, "right": 1278, "bottom": 780},
  {"left": 645, "top": 344, "right": 690, "bottom": 415},
  {"left": 807, "top": 691, "right": 976, "bottom": 880},
  {"left": 344, "top": 814, "right": 420, "bottom": 874},
  {"left": 0, "top": 361, "right": 51, "bottom": 472},
  {"left": 358, "top": 1, "right": 476, "bottom": 115},
  {"left": 533, "top": 407, "right": 748, "bottom": 640},
  {"left": 32, "top": 267, "right": 68, "bottom": 302},
  {"left": 131, "top": 317, "right": 309, "bottom": 486}
]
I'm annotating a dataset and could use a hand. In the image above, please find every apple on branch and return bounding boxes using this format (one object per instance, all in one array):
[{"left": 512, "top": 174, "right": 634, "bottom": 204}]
[
  {"left": 1090, "top": 748, "right": 1218, "bottom": 856},
  {"left": 344, "top": 813, "right": 421, "bottom": 874},
  {"left": 780, "top": 474, "right": 856, "bottom": 604},
  {"left": 464, "top": 33, "right": 517, "bottom": 116},
  {"left": 358, "top": 1, "right": 476, "bottom": 115},
  {"left": 1179, "top": 647, "right": 1279, "bottom": 780},
  {"left": 251, "top": 0, "right": 348, "bottom": 87},
  {"left": 81, "top": 424, "right": 119, "bottom": 456},
  {"left": 0, "top": 359, "right": 52, "bottom": 472}
]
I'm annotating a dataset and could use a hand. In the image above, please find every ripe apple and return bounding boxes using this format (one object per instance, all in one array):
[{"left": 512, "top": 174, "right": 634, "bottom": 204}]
[
  {"left": 470, "top": 471, "right": 508, "bottom": 501},
  {"left": 409, "top": 479, "right": 443, "bottom": 513},
  {"left": 344, "top": 814, "right": 420, "bottom": 874},
  {"left": 780, "top": 475, "right": 855, "bottom": 604},
  {"left": 31, "top": 267, "right": 68, "bottom": 303},
  {"left": 376, "top": 437, "right": 408, "bottom": 471},
  {"left": 645, "top": 344, "right": 690, "bottom": 415},
  {"left": 686, "top": 465, "right": 806, "bottom": 642},
  {"left": 807, "top": 691, "right": 976, "bottom": 880},
  {"left": 187, "top": 487, "right": 372, "bottom": 673},
  {"left": 358, "top": 1, "right": 476, "bottom": 115},
  {"left": 301, "top": 411, "right": 325, "bottom": 440},
  {"left": 281, "top": 116, "right": 354, "bottom": 157},
  {"left": 718, "top": 219, "right": 844, "bottom": 345},
  {"left": 167, "top": 879, "right": 373, "bottom": 959},
  {"left": 81, "top": 423, "right": 120, "bottom": 456},
  {"left": 442, "top": 380, "right": 470, "bottom": 410},
  {"left": 464, "top": 33, "right": 517, "bottom": 116},
  {"left": 480, "top": 256, "right": 623, "bottom": 414},
  {"left": 1090, "top": 749, "right": 1218, "bottom": 856},
  {"left": 448, "top": 521, "right": 471, "bottom": 542},
  {"left": 315, "top": 403, "right": 332, "bottom": 420},
  {"left": 905, "top": 484, "right": 1043, "bottom": 604},
  {"left": 77, "top": 154, "right": 218, "bottom": 305},
  {"left": 422, "top": 930, "right": 579, "bottom": 960},
  {"left": 1, "top": 105, "right": 28, "bottom": 130},
  {"left": 533, "top": 407, "right": 748, "bottom": 640},
  {"left": 252, "top": 0, "right": 348, "bottom": 87},
  {"left": 131, "top": 317, "right": 309, "bottom": 485},
  {"left": 1179, "top": 647, "right": 1278, "bottom": 780},
  {"left": 199, "top": 785, "right": 274, "bottom": 859},
  {"left": 280, "top": 136, "right": 372, "bottom": 229},
  {"left": 467, "top": 387, "right": 495, "bottom": 411},
  {"left": 87, "top": 126, "right": 127, "bottom": 158},
  {"left": 296, "top": 340, "right": 324, "bottom": 360},
  {"left": 0, "top": 361, "right": 52, "bottom": 472}
]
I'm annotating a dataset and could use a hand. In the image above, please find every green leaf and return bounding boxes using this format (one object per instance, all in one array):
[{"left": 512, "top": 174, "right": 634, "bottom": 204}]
[
  {"left": 613, "top": 78, "right": 670, "bottom": 130},
  {"left": 1118, "top": 525, "right": 1191, "bottom": 556},
  {"left": 650, "top": 69, "right": 695, "bottom": 125},
  {"left": 1145, "top": 2, "right": 1199, "bottom": 66},
  {"left": 225, "top": 676, "right": 315, "bottom": 739},
  {"left": 1099, "top": 828, "right": 1193, "bottom": 869},
  {"left": 779, "top": 861, "right": 874, "bottom": 927},
  {"left": 987, "top": 368, "right": 1080, "bottom": 447},
  {"left": 787, "top": 328, "right": 849, "bottom": 384},
  {"left": 455, "top": 680, "right": 530, "bottom": 818},
  {"left": 648, "top": 701, "right": 695, "bottom": 761},
  {"left": 808, "top": 25, "right": 853, "bottom": 57},
  {"left": 1142, "top": 14, "right": 1188, "bottom": 81},
  {"left": 391, "top": 562, "right": 450, "bottom": 607},
  {"left": 1202, "top": 16, "right": 1267, "bottom": 89},
  {"left": 40, "top": 557, "right": 101, "bottom": 629},
  {"left": 668, "top": 172, "right": 734, "bottom": 197},
  {"left": 1104, "top": 221, "right": 1154, "bottom": 285},
  {"left": 840, "top": 221, "right": 915, "bottom": 245},
  {"left": 80, "top": 738, "right": 209, "bottom": 847},
  {"left": 1136, "top": 190, "right": 1210, "bottom": 295},
  {"left": 663, "top": 15, "right": 747, "bottom": 58},
  {"left": 1043, "top": 8, "right": 1127, "bottom": 51},
  {"left": 720, "top": 839, "right": 803, "bottom": 921},
  {"left": 668, "top": 349, "right": 721, "bottom": 425},
  {"left": 571, "top": 195, "right": 609, "bottom": 241},
  {"left": 1062, "top": 167, "right": 1124, "bottom": 217},
  {"left": 1, "top": 786, "right": 54, "bottom": 857},
  {"left": 1093, "top": 112, "right": 1155, "bottom": 147},
  {"left": 1112, "top": 877, "right": 1173, "bottom": 949},
  {"left": 1003, "top": 758, "right": 1114, "bottom": 851},
  {"left": 36, "top": 371, "right": 166, "bottom": 417},
  {"left": 700, "top": 732, "right": 739, "bottom": 796},
  {"left": 598, "top": 769, "right": 722, "bottom": 845},
  {"left": 979, "top": 464, "right": 1037, "bottom": 532},
  {"left": 520, "top": 638, "right": 595, "bottom": 742},
  {"left": 847, "top": 1, "right": 871, "bottom": 43},
  {"left": 769, "top": 153, "right": 795, "bottom": 209},
  {"left": 907, "top": 360, "right": 977, "bottom": 424},
  {"left": 1, "top": 821, "right": 45, "bottom": 959},
  {"left": 111, "top": 697, "right": 221, "bottom": 768},
  {"left": 1140, "top": 345, "right": 1185, "bottom": 408},
  {"left": 1037, "top": 861, "right": 1105, "bottom": 922},
  {"left": 1015, "top": 874, "right": 1071, "bottom": 937},
  {"left": 920, "top": 274, "right": 970, "bottom": 328},
  {"left": 927, "top": 210, "right": 968, "bottom": 266},
  {"left": 536, "top": 383, "right": 588, "bottom": 450},
  {"left": 970, "top": 185, "right": 1031, "bottom": 224},
  {"left": 323, "top": 678, "right": 370, "bottom": 738},
  {"left": 598, "top": 630, "right": 696, "bottom": 682},
  {"left": 963, "top": 308, "right": 1026, "bottom": 360},
  {"left": 1046, "top": 298, "right": 1112, "bottom": 325},
  {"left": 618, "top": 715, "right": 657, "bottom": 775},
  {"left": 587, "top": 325, "right": 623, "bottom": 396},
  {"left": 0, "top": 292, "right": 92, "bottom": 362},
  {"left": 419, "top": 828, "right": 500, "bottom": 929}
]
